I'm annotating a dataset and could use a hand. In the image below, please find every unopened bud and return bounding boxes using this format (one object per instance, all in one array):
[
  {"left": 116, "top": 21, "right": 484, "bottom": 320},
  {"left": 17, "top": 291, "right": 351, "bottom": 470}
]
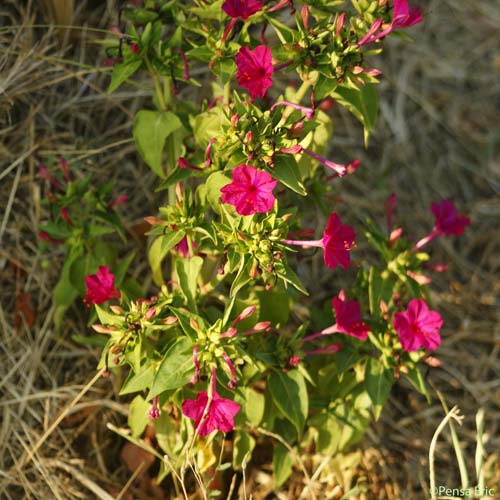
[
  {"left": 109, "top": 305, "right": 125, "bottom": 315},
  {"left": 232, "top": 305, "right": 257, "bottom": 325},
  {"left": 144, "top": 216, "right": 164, "bottom": 225},
  {"left": 145, "top": 307, "right": 156, "bottom": 320},
  {"left": 245, "top": 131, "right": 254, "bottom": 144},
  {"left": 91, "top": 324, "right": 117, "bottom": 334},
  {"left": 162, "top": 316, "right": 178, "bottom": 325},
  {"left": 300, "top": 5, "right": 309, "bottom": 30}
]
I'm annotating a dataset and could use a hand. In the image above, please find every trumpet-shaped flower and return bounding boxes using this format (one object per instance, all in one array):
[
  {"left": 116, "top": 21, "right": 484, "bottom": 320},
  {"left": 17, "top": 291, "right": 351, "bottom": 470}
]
[
  {"left": 182, "top": 368, "right": 241, "bottom": 436},
  {"left": 393, "top": 299, "right": 443, "bottom": 352},
  {"left": 283, "top": 213, "right": 356, "bottom": 270},
  {"left": 303, "top": 290, "right": 370, "bottom": 342},
  {"left": 358, "top": 0, "right": 423, "bottom": 46},
  {"left": 220, "top": 164, "right": 277, "bottom": 215},
  {"left": 236, "top": 46, "right": 273, "bottom": 100},
  {"left": 413, "top": 199, "right": 470, "bottom": 250},
  {"left": 431, "top": 199, "right": 470, "bottom": 236},
  {"left": 84, "top": 266, "right": 121, "bottom": 305},
  {"left": 222, "top": 0, "right": 263, "bottom": 19}
]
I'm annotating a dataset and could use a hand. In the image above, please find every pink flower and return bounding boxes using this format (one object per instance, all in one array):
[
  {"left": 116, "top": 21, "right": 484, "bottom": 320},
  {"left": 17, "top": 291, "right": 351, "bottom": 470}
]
[
  {"left": 270, "top": 101, "right": 314, "bottom": 119},
  {"left": 220, "top": 164, "right": 277, "bottom": 215},
  {"left": 330, "top": 291, "right": 371, "bottom": 340},
  {"left": 182, "top": 368, "right": 241, "bottom": 436},
  {"left": 84, "top": 266, "right": 121, "bottom": 305},
  {"left": 358, "top": 0, "right": 423, "bottom": 46},
  {"left": 304, "top": 290, "right": 370, "bottom": 342},
  {"left": 222, "top": 0, "right": 263, "bottom": 19},
  {"left": 236, "top": 46, "right": 273, "bottom": 100},
  {"left": 175, "top": 236, "right": 197, "bottom": 257},
  {"left": 393, "top": 299, "right": 443, "bottom": 352},
  {"left": 283, "top": 213, "right": 356, "bottom": 270},
  {"left": 280, "top": 145, "right": 359, "bottom": 178},
  {"left": 413, "top": 200, "right": 470, "bottom": 250},
  {"left": 393, "top": 0, "right": 423, "bottom": 29},
  {"left": 431, "top": 200, "right": 470, "bottom": 236}
]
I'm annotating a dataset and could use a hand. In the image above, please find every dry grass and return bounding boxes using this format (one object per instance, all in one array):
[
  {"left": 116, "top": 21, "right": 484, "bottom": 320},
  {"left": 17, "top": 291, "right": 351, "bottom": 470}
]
[{"left": 1, "top": 0, "right": 499, "bottom": 498}]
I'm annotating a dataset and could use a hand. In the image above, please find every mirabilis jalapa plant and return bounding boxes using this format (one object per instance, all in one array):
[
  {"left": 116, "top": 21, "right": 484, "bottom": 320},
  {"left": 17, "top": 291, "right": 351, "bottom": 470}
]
[{"left": 40, "top": 0, "right": 471, "bottom": 491}]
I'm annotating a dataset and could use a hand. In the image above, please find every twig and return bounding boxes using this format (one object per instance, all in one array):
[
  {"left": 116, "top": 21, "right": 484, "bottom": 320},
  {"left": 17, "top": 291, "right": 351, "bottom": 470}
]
[{"left": 429, "top": 406, "right": 464, "bottom": 500}]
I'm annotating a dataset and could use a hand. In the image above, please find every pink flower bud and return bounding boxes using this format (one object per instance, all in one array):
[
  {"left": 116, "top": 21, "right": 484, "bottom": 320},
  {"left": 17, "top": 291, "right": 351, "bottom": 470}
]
[
  {"left": 109, "top": 194, "right": 128, "bottom": 208},
  {"left": 232, "top": 305, "right": 257, "bottom": 325},
  {"left": 145, "top": 307, "right": 156, "bottom": 320},
  {"left": 161, "top": 316, "right": 178, "bottom": 325},
  {"left": 144, "top": 216, "right": 164, "bottom": 226},
  {"left": 91, "top": 324, "right": 117, "bottom": 334},
  {"left": 148, "top": 396, "right": 160, "bottom": 420}
]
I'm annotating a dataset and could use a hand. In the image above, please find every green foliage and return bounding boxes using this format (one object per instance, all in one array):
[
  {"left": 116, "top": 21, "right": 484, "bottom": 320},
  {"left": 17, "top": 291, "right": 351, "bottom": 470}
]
[
  {"left": 133, "top": 110, "right": 183, "bottom": 177},
  {"left": 39, "top": 0, "right": 452, "bottom": 492}
]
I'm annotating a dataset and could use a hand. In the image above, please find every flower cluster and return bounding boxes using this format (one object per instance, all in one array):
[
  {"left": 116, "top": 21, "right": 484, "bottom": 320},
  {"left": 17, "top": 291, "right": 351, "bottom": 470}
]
[{"left": 44, "top": 0, "right": 472, "bottom": 486}]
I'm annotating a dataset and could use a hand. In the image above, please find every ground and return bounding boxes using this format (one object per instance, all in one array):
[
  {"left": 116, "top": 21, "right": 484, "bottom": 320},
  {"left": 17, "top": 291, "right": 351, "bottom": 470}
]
[{"left": 1, "top": 0, "right": 499, "bottom": 498}]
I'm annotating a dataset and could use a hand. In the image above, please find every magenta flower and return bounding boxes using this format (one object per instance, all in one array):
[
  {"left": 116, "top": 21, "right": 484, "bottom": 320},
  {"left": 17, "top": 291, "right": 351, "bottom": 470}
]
[
  {"left": 236, "top": 46, "right": 273, "bottom": 100},
  {"left": 270, "top": 101, "right": 314, "bottom": 119},
  {"left": 223, "top": 0, "right": 263, "bottom": 19},
  {"left": 220, "top": 164, "right": 277, "bottom": 215},
  {"left": 393, "top": 0, "right": 423, "bottom": 28},
  {"left": 358, "top": 0, "right": 423, "bottom": 46},
  {"left": 393, "top": 299, "right": 443, "bottom": 352},
  {"left": 84, "top": 266, "right": 121, "bottom": 305},
  {"left": 304, "top": 290, "right": 370, "bottom": 342},
  {"left": 280, "top": 144, "right": 359, "bottom": 178},
  {"left": 414, "top": 200, "right": 470, "bottom": 250},
  {"left": 431, "top": 200, "right": 470, "bottom": 236},
  {"left": 283, "top": 213, "right": 356, "bottom": 270},
  {"left": 182, "top": 368, "right": 241, "bottom": 436}
]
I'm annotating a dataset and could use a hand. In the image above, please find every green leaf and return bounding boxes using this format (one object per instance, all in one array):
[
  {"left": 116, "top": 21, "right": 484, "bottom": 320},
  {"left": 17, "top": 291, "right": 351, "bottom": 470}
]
[
  {"left": 129, "top": 395, "right": 151, "bottom": 438},
  {"left": 314, "top": 74, "right": 338, "bottom": 100},
  {"left": 120, "top": 365, "right": 155, "bottom": 395},
  {"left": 69, "top": 254, "right": 99, "bottom": 295},
  {"left": 277, "top": 262, "right": 308, "bottom": 295},
  {"left": 404, "top": 366, "right": 431, "bottom": 403},
  {"left": 230, "top": 257, "right": 253, "bottom": 297},
  {"left": 271, "top": 155, "right": 307, "bottom": 196},
  {"left": 205, "top": 171, "right": 231, "bottom": 214},
  {"left": 273, "top": 444, "right": 293, "bottom": 488},
  {"left": 257, "top": 288, "right": 290, "bottom": 326},
  {"left": 364, "top": 358, "right": 393, "bottom": 420},
  {"left": 95, "top": 304, "right": 123, "bottom": 326},
  {"left": 233, "top": 430, "right": 256, "bottom": 470},
  {"left": 190, "top": 0, "right": 224, "bottom": 19},
  {"left": 108, "top": 58, "right": 142, "bottom": 93},
  {"left": 332, "top": 83, "right": 378, "bottom": 145},
  {"left": 156, "top": 166, "right": 194, "bottom": 192},
  {"left": 133, "top": 110, "right": 182, "bottom": 177},
  {"left": 150, "top": 337, "right": 193, "bottom": 398},
  {"left": 148, "top": 230, "right": 185, "bottom": 286},
  {"left": 175, "top": 256, "right": 203, "bottom": 312},
  {"left": 193, "top": 108, "right": 224, "bottom": 148},
  {"left": 267, "top": 16, "right": 297, "bottom": 44},
  {"left": 53, "top": 251, "right": 80, "bottom": 332},
  {"left": 244, "top": 388, "right": 265, "bottom": 427},
  {"left": 268, "top": 370, "right": 308, "bottom": 437}
]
